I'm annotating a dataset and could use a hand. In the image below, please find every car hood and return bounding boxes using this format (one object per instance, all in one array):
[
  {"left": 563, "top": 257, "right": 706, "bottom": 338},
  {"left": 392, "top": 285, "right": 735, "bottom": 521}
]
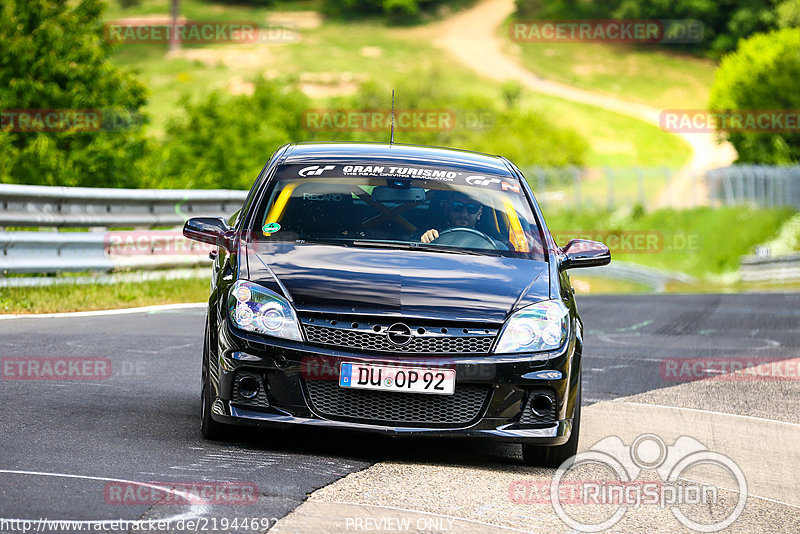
[{"left": 246, "top": 242, "right": 550, "bottom": 323}]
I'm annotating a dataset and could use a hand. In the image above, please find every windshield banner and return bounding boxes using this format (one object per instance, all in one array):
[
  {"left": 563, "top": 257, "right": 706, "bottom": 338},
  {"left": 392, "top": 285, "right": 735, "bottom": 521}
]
[{"left": 276, "top": 164, "right": 521, "bottom": 192}]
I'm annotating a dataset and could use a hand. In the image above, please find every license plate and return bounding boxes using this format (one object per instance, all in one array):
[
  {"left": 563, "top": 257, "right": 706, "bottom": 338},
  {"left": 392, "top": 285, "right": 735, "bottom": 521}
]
[{"left": 339, "top": 363, "right": 455, "bottom": 395}]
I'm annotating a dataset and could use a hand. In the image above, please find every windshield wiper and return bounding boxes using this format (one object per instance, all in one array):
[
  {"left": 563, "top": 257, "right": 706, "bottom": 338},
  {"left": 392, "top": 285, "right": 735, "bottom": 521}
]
[{"left": 351, "top": 240, "right": 487, "bottom": 256}]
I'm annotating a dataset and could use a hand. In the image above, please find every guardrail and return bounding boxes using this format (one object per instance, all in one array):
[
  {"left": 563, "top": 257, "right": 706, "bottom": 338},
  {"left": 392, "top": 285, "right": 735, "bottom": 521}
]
[
  {"left": 740, "top": 253, "right": 800, "bottom": 282},
  {"left": 0, "top": 184, "right": 246, "bottom": 277},
  {"left": 0, "top": 183, "right": 246, "bottom": 227},
  {"left": 0, "top": 231, "right": 214, "bottom": 275},
  {"left": 590, "top": 261, "right": 696, "bottom": 292}
]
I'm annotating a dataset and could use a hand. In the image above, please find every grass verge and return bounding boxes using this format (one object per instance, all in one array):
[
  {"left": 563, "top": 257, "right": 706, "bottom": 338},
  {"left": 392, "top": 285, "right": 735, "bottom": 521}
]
[
  {"left": 503, "top": 18, "right": 717, "bottom": 110},
  {"left": 543, "top": 206, "right": 797, "bottom": 279},
  {"left": 0, "top": 277, "right": 208, "bottom": 314},
  {"left": 103, "top": 0, "right": 319, "bottom": 21},
  {"left": 517, "top": 92, "right": 691, "bottom": 169}
]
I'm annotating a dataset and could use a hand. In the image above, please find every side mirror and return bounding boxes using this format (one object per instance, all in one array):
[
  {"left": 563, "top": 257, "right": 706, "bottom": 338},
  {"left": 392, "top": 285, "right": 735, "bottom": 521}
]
[
  {"left": 183, "top": 217, "right": 235, "bottom": 251},
  {"left": 559, "top": 239, "right": 611, "bottom": 270}
]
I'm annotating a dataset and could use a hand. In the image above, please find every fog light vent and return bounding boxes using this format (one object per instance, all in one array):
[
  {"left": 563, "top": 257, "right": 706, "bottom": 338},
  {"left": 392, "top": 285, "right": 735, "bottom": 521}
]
[
  {"left": 232, "top": 371, "right": 269, "bottom": 409},
  {"left": 519, "top": 388, "right": 557, "bottom": 426}
]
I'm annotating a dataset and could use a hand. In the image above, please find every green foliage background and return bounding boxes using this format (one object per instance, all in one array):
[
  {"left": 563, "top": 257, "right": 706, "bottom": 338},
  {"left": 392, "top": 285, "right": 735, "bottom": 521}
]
[
  {"left": 514, "top": 0, "right": 800, "bottom": 57},
  {"left": 0, "top": 0, "right": 586, "bottom": 189},
  {"left": 151, "top": 72, "right": 588, "bottom": 190},
  {"left": 322, "top": 0, "right": 473, "bottom": 22},
  {"left": 0, "top": 0, "right": 150, "bottom": 187},
  {"left": 709, "top": 28, "right": 800, "bottom": 164},
  {"left": 152, "top": 82, "right": 311, "bottom": 189},
  {"left": 2, "top": 0, "right": 797, "bottom": 189}
]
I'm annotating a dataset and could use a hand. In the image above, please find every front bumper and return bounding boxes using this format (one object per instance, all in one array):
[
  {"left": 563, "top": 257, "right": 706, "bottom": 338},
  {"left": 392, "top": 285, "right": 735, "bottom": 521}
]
[{"left": 208, "top": 318, "right": 581, "bottom": 445}]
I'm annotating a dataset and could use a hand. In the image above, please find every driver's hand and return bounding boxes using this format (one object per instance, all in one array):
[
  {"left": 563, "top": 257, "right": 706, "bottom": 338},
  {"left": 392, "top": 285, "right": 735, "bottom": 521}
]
[{"left": 421, "top": 229, "right": 439, "bottom": 243}]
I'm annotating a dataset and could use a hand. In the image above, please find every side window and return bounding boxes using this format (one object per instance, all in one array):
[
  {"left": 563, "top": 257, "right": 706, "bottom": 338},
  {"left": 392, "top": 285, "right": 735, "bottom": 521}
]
[
  {"left": 237, "top": 164, "right": 276, "bottom": 232},
  {"left": 236, "top": 145, "right": 290, "bottom": 232}
]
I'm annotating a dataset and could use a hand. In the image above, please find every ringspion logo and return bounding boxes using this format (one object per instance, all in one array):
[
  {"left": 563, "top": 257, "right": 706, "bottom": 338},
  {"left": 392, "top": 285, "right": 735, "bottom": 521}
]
[{"left": 512, "top": 434, "right": 747, "bottom": 532}]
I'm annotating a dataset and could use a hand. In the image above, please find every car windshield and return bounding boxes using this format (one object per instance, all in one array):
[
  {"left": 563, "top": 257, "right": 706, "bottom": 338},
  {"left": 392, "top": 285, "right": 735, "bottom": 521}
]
[{"left": 250, "top": 163, "right": 545, "bottom": 260}]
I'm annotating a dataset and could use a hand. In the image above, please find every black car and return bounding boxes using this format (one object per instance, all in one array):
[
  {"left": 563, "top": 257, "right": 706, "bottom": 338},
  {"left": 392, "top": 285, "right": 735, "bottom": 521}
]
[{"left": 183, "top": 142, "right": 610, "bottom": 467}]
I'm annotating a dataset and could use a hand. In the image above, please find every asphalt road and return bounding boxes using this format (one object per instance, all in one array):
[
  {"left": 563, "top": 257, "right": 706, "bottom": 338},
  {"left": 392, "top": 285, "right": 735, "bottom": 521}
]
[{"left": 1, "top": 293, "right": 799, "bottom": 532}]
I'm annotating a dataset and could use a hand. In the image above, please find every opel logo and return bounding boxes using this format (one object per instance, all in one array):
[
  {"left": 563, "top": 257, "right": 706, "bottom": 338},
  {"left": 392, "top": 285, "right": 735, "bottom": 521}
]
[{"left": 386, "top": 323, "right": 412, "bottom": 346}]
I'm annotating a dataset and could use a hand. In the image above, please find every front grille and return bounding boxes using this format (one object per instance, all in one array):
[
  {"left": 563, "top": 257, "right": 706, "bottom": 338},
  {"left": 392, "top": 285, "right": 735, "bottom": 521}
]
[
  {"left": 304, "top": 378, "right": 490, "bottom": 427},
  {"left": 302, "top": 321, "right": 497, "bottom": 354},
  {"left": 519, "top": 388, "right": 557, "bottom": 426}
]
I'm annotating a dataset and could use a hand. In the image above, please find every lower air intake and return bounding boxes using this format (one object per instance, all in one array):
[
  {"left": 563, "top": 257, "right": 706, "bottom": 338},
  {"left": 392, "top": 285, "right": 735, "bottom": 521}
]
[{"left": 304, "top": 379, "right": 490, "bottom": 427}]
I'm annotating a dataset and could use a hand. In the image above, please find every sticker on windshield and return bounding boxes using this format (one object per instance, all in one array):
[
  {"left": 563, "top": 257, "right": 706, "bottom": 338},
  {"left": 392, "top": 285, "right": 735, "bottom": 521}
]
[
  {"left": 262, "top": 222, "right": 281, "bottom": 235},
  {"left": 279, "top": 164, "right": 521, "bottom": 191},
  {"left": 341, "top": 165, "right": 457, "bottom": 182},
  {"left": 298, "top": 165, "right": 336, "bottom": 177},
  {"left": 466, "top": 175, "right": 521, "bottom": 192}
]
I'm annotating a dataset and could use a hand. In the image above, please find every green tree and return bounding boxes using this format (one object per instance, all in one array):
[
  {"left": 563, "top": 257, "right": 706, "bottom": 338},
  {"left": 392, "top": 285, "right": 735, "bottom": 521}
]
[
  {"left": 0, "top": 0, "right": 149, "bottom": 187},
  {"left": 708, "top": 28, "right": 800, "bottom": 163},
  {"left": 328, "top": 68, "right": 587, "bottom": 167},
  {"left": 156, "top": 68, "right": 586, "bottom": 192},
  {"left": 514, "top": 0, "right": 799, "bottom": 57},
  {"left": 776, "top": 0, "right": 800, "bottom": 27},
  {"left": 155, "top": 81, "right": 311, "bottom": 189},
  {"left": 322, "top": 0, "right": 465, "bottom": 22}
]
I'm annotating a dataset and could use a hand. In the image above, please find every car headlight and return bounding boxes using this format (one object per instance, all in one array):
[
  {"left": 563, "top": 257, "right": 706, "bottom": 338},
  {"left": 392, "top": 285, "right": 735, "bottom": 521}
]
[
  {"left": 228, "top": 280, "right": 303, "bottom": 342},
  {"left": 494, "top": 300, "right": 569, "bottom": 354}
]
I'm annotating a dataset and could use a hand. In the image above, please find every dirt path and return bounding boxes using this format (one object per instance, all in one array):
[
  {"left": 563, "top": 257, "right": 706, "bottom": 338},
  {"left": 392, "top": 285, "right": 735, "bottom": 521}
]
[{"left": 423, "top": 0, "right": 736, "bottom": 207}]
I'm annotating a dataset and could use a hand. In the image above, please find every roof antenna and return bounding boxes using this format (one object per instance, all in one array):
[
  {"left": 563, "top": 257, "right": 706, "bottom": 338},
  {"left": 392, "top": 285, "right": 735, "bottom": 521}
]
[{"left": 390, "top": 89, "right": 395, "bottom": 145}]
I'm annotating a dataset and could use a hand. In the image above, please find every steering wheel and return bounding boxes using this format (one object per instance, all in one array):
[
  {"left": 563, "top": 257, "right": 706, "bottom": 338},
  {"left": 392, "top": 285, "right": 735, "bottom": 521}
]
[{"left": 430, "top": 227, "right": 501, "bottom": 249}]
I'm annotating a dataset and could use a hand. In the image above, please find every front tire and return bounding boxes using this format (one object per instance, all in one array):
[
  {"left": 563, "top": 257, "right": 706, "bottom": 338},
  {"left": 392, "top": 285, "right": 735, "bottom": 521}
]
[
  {"left": 522, "top": 373, "right": 581, "bottom": 468},
  {"left": 200, "top": 319, "right": 230, "bottom": 441}
]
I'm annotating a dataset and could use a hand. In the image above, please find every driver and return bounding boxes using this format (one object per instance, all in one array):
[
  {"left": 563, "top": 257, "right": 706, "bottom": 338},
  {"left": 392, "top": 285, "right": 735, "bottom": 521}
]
[{"left": 420, "top": 193, "right": 483, "bottom": 243}]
